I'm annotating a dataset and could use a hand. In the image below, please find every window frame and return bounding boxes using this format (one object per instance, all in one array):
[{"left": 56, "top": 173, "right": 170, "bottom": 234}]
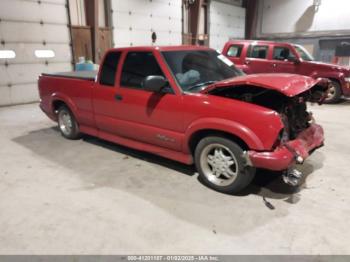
[
  {"left": 99, "top": 51, "right": 122, "bottom": 87},
  {"left": 119, "top": 50, "right": 174, "bottom": 94},
  {"left": 272, "top": 46, "right": 296, "bottom": 62},
  {"left": 294, "top": 44, "right": 314, "bottom": 61},
  {"left": 247, "top": 44, "right": 269, "bottom": 60},
  {"left": 227, "top": 44, "right": 243, "bottom": 58}
]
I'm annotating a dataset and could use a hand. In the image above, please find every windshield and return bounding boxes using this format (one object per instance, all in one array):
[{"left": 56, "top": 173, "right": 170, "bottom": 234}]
[
  {"left": 294, "top": 45, "right": 314, "bottom": 61},
  {"left": 162, "top": 50, "right": 243, "bottom": 92}
]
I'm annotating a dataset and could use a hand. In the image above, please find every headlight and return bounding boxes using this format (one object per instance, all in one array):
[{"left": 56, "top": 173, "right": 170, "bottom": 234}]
[{"left": 344, "top": 77, "right": 350, "bottom": 82}]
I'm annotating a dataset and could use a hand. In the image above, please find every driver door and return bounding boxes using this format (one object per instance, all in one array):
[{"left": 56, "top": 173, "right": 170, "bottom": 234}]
[
  {"left": 112, "top": 51, "right": 184, "bottom": 151},
  {"left": 271, "top": 45, "right": 298, "bottom": 74}
]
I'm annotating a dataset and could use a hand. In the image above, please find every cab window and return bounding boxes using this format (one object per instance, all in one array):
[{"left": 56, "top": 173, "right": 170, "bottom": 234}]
[
  {"left": 227, "top": 45, "right": 243, "bottom": 57},
  {"left": 247, "top": 45, "right": 268, "bottom": 59},
  {"left": 99, "top": 51, "right": 121, "bottom": 86},
  {"left": 273, "top": 46, "right": 296, "bottom": 61},
  {"left": 121, "top": 52, "right": 164, "bottom": 89}
]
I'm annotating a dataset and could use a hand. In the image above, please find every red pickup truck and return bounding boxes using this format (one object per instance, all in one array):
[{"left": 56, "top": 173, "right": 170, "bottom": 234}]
[
  {"left": 38, "top": 45, "right": 326, "bottom": 194},
  {"left": 222, "top": 40, "right": 350, "bottom": 103}
]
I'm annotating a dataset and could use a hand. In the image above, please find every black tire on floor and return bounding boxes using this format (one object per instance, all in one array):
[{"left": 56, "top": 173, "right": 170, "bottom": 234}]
[
  {"left": 194, "top": 136, "right": 255, "bottom": 194},
  {"left": 324, "top": 80, "right": 342, "bottom": 104},
  {"left": 57, "top": 105, "right": 81, "bottom": 140}
]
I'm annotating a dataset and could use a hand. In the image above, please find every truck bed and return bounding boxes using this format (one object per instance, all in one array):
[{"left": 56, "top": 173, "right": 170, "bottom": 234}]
[{"left": 42, "top": 70, "right": 97, "bottom": 81}]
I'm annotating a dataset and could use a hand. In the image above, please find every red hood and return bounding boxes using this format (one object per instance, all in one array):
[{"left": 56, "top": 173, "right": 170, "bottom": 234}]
[{"left": 201, "top": 73, "right": 324, "bottom": 97}]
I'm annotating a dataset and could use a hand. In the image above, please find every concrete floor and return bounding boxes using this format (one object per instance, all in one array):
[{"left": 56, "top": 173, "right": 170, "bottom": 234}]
[{"left": 0, "top": 101, "right": 349, "bottom": 255}]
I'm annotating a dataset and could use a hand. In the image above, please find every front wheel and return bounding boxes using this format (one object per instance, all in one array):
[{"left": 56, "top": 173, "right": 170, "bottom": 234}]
[
  {"left": 194, "top": 136, "right": 255, "bottom": 194},
  {"left": 324, "top": 80, "right": 342, "bottom": 103},
  {"left": 57, "top": 105, "right": 81, "bottom": 139}
]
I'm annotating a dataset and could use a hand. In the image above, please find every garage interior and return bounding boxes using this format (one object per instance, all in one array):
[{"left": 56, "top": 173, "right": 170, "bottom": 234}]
[{"left": 1, "top": 0, "right": 350, "bottom": 257}]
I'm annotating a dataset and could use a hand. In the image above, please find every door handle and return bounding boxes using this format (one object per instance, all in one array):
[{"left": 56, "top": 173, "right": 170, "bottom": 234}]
[{"left": 114, "top": 94, "right": 123, "bottom": 101}]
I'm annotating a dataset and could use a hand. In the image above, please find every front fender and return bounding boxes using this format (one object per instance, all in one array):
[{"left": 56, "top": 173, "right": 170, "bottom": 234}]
[
  {"left": 310, "top": 71, "right": 344, "bottom": 81},
  {"left": 184, "top": 118, "right": 265, "bottom": 153},
  {"left": 310, "top": 71, "right": 348, "bottom": 94}
]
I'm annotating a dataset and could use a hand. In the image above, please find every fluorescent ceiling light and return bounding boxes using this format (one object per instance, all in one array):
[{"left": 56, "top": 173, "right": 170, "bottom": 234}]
[
  {"left": 0, "top": 50, "right": 16, "bottom": 59},
  {"left": 35, "top": 50, "right": 55, "bottom": 58}
]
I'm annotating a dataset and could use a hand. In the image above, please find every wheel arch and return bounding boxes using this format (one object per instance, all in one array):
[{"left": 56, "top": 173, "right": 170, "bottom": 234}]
[
  {"left": 327, "top": 77, "right": 343, "bottom": 93},
  {"left": 310, "top": 72, "right": 343, "bottom": 92},
  {"left": 184, "top": 118, "right": 265, "bottom": 154},
  {"left": 188, "top": 129, "right": 249, "bottom": 155},
  {"left": 50, "top": 93, "right": 78, "bottom": 120},
  {"left": 52, "top": 100, "right": 67, "bottom": 112}
]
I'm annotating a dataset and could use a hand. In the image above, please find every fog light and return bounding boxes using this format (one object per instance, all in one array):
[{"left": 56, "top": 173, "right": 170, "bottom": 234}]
[{"left": 296, "top": 156, "right": 304, "bottom": 164}]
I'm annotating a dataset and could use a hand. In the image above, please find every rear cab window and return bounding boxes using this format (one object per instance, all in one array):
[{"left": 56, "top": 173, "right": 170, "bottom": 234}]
[
  {"left": 227, "top": 45, "right": 243, "bottom": 57},
  {"left": 99, "top": 51, "right": 121, "bottom": 86},
  {"left": 247, "top": 45, "right": 268, "bottom": 59}
]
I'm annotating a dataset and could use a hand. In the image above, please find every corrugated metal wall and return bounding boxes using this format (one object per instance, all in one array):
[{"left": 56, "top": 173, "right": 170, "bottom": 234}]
[
  {"left": 112, "top": 0, "right": 182, "bottom": 47},
  {"left": 209, "top": 1, "right": 245, "bottom": 50},
  {"left": 0, "top": 0, "right": 72, "bottom": 106}
]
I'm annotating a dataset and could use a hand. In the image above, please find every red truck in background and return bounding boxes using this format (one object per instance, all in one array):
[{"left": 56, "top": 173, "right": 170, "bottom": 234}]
[
  {"left": 38, "top": 45, "right": 326, "bottom": 194},
  {"left": 222, "top": 40, "right": 350, "bottom": 103}
]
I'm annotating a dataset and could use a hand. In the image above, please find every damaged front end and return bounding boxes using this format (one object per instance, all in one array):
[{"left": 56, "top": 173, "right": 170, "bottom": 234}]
[{"left": 207, "top": 77, "right": 328, "bottom": 185}]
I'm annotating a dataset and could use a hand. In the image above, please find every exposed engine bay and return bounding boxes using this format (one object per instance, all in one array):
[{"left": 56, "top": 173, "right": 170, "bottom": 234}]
[{"left": 209, "top": 84, "right": 327, "bottom": 140}]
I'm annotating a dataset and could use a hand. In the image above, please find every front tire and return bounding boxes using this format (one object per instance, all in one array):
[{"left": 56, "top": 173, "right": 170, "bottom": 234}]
[
  {"left": 325, "top": 80, "right": 342, "bottom": 103},
  {"left": 194, "top": 136, "right": 255, "bottom": 194},
  {"left": 57, "top": 105, "right": 81, "bottom": 139}
]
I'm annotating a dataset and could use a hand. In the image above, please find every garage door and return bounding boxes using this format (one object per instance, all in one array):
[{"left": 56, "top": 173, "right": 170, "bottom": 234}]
[
  {"left": 112, "top": 0, "right": 182, "bottom": 47},
  {"left": 0, "top": 0, "right": 72, "bottom": 106},
  {"left": 209, "top": 1, "right": 245, "bottom": 51}
]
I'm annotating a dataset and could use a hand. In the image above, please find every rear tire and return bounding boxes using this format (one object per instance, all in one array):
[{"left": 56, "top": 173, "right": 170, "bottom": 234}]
[
  {"left": 194, "top": 136, "right": 255, "bottom": 194},
  {"left": 324, "top": 80, "right": 342, "bottom": 103},
  {"left": 57, "top": 105, "right": 81, "bottom": 139}
]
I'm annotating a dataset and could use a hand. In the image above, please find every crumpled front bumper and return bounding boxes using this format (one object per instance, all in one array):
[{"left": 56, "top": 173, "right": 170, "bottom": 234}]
[{"left": 247, "top": 124, "right": 324, "bottom": 171}]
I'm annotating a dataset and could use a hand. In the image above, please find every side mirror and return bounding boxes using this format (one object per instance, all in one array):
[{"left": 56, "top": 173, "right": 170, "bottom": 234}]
[
  {"left": 142, "top": 75, "right": 167, "bottom": 92},
  {"left": 294, "top": 58, "right": 302, "bottom": 64},
  {"left": 288, "top": 57, "right": 301, "bottom": 64}
]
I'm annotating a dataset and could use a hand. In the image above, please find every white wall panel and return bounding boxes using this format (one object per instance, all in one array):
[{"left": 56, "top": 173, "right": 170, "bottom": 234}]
[
  {"left": 0, "top": 62, "right": 70, "bottom": 86},
  {"left": 0, "top": 0, "right": 72, "bottom": 106},
  {"left": 11, "top": 83, "right": 40, "bottom": 104},
  {"left": 259, "top": 0, "right": 350, "bottom": 37},
  {"left": 43, "top": 0, "right": 67, "bottom": 4},
  {"left": 3, "top": 43, "right": 72, "bottom": 64},
  {"left": 209, "top": 1, "right": 245, "bottom": 51},
  {"left": 0, "top": 22, "right": 70, "bottom": 43},
  {"left": 0, "top": 64, "right": 44, "bottom": 86},
  {"left": 0, "top": 85, "right": 11, "bottom": 105},
  {"left": 0, "top": 0, "right": 68, "bottom": 24},
  {"left": 214, "top": 0, "right": 243, "bottom": 6},
  {"left": 112, "top": 0, "right": 182, "bottom": 47}
]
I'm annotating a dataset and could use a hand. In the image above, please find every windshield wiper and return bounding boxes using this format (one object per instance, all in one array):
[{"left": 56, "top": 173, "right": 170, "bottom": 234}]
[{"left": 186, "top": 81, "right": 217, "bottom": 92}]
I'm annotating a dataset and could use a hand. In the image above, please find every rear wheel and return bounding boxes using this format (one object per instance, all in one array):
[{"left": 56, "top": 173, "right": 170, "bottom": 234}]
[
  {"left": 194, "top": 136, "right": 255, "bottom": 194},
  {"left": 325, "top": 80, "right": 342, "bottom": 103},
  {"left": 57, "top": 105, "right": 81, "bottom": 139}
]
